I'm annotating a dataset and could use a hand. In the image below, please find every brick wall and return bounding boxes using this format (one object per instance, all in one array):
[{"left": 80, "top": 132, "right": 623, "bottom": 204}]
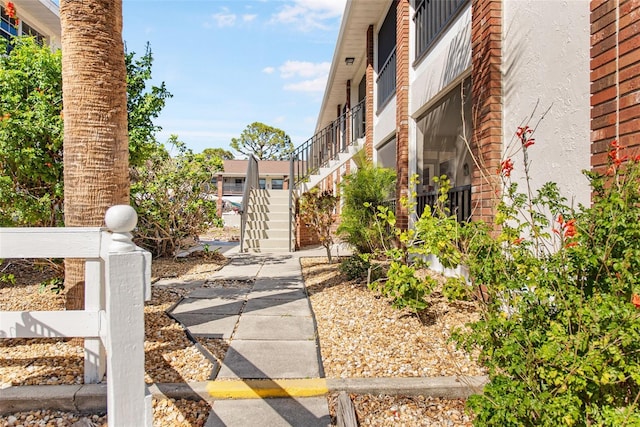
[
  {"left": 366, "top": 25, "right": 375, "bottom": 160},
  {"left": 470, "top": 0, "right": 503, "bottom": 223},
  {"left": 395, "top": 0, "right": 410, "bottom": 230},
  {"left": 591, "top": 0, "right": 640, "bottom": 173}
]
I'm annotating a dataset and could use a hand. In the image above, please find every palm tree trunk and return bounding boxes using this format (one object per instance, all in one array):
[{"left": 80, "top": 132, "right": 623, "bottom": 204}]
[{"left": 60, "top": 0, "right": 130, "bottom": 310}]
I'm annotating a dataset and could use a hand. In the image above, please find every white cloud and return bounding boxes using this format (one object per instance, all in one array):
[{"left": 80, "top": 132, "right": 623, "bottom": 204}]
[
  {"left": 279, "top": 60, "right": 330, "bottom": 79},
  {"left": 284, "top": 77, "right": 327, "bottom": 93},
  {"left": 275, "top": 60, "right": 330, "bottom": 93},
  {"left": 211, "top": 11, "right": 236, "bottom": 27},
  {"left": 272, "top": 0, "right": 346, "bottom": 31},
  {"left": 204, "top": 7, "right": 238, "bottom": 28},
  {"left": 243, "top": 14, "right": 257, "bottom": 23},
  {"left": 262, "top": 66, "right": 276, "bottom": 74}
]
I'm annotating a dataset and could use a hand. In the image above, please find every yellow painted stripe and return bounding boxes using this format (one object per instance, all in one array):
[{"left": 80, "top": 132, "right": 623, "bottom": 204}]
[{"left": 207, "top": 378, "right": 328, "bottom": 399}]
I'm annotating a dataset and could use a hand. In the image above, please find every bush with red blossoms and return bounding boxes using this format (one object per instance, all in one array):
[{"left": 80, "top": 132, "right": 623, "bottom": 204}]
[{"left": 450, "top": 132, "right": 640, "bottom": 426}]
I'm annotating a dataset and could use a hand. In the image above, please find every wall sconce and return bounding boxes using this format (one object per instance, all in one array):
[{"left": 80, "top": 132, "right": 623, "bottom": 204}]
[{"left": 345, "top": 57, "right": 355, "bottom": 65}]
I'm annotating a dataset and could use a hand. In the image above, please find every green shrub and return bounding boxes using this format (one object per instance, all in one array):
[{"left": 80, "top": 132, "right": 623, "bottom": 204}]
[
  {"left": 130, "top": 137, "right": 223, "bottom": 257},
  {"left": 337, "top": 157, "right": 396, "bottom": 254},
  {"left": 454, "top": 135, "right": 640, "bottom": 426},
  {"left": 339, "top": 253, "right": 372, "bottom": 280}
]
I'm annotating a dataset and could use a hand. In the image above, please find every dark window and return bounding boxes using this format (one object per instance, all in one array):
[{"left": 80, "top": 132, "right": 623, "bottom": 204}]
[
  {"left": 376, "top": 3, "right": 398, "bottom": 109},
  {"left": 413, "top": 0, "right": 468, "bottom": 62},
  {"left": 272, "top": 179, "right": 283, "bottom": 190},
  {"left": 22, "top": 22, "right": 45, "bottom": 46},
  {"left": 259, "top": 178, "right": 266, "bottom": 190},
  {"left": 358, "top": 75, "right": 366, "bottom": 103},
  {"left": 377, "top": 2, "right": 397, "bottom": 71}
]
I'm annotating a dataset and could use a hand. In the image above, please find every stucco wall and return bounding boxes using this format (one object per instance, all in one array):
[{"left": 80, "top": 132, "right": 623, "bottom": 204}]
[
  {"left": 503, "top": 0, "right": 591, "bottom": 208},
  {"left": 374, "top": 95, "right": 396, "bottom": 147}
]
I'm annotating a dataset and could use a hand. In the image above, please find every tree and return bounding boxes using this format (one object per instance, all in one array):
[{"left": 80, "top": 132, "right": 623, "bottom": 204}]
[
  {"left": 299, "top": 188, "right": 338, "bottom": 263},
  {"left": 0, "top": 37, "right": 63, "bottom": 227},
  {"left": 203, "top": 147, "right": 234, "bottom": 160},
  {"left": 230, "top": 122, "right": 294, "bottom": 160},
  {"left": 60, "top": 0, "right": 130, "bottom": 310},
  {"left": 131, "top": 136, "right": 223, "bottom": 257},
  {"left": 126, "top": 43, "right": 172, "bottom": 167},
  {"left": 0, "top": 37, "right": 169, "bottom": 228}
]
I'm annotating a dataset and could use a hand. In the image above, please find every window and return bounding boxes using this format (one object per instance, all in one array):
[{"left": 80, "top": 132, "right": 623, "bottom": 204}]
[
  {"left": 413, "top": 0, "right": 468, "bottom": 62},
  {"left": 22, "top": 22, "right": 45, "bottom": 46},
  {"left": 1, "top": 6, "right": 18, "bottom": 40},
  {"left": 377, "top": 3, "right": 397, "bottom": 109},
  {"left": 271, "top": 179, "right": 284, "bottom": 190},
  {"left": 259, "top": 178, "right": 266, "bottom": 190}
]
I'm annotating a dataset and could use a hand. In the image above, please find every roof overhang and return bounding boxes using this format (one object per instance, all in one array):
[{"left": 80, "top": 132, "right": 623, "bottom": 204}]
[{"left": 316, "top": 0, "right": 391, "bottom": 132}]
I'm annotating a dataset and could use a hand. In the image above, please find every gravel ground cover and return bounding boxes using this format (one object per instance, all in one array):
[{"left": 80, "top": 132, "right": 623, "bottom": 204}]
[{"left": 1, "top": 252, "right": 483, "bottom": 426}]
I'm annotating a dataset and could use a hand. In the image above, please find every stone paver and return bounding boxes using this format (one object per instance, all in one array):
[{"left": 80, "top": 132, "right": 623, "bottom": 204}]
[
  {"left": 234, "top": 315, "right": 315, "bottom": 340},
  {"left": 243, "top": 297, "right": 311, "bottom": 316},
  {"left": 217, "top": 340, "right": 321, "bottom": 379},
  {"left": 171, "top": 297, "right": 245, "bottom": 316},
  {"left": 206, "top": 397, "right": 331, "bottom": 427},
  {"left": 170, "top": 313, "right": 240, "bottom": 339}
]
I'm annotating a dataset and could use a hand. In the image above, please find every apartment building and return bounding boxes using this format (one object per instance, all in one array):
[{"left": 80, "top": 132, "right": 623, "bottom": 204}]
[
  {"left": 1, "top": 0, "right": 61, "bottom": 49},
  {"left": 311, "top": 0, "right": 595, "bottom": 228}
]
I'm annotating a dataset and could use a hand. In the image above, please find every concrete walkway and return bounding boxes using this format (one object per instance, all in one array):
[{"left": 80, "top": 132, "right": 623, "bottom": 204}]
[{"left": 168, "top": 248, "right": 332, "bottom": 426}]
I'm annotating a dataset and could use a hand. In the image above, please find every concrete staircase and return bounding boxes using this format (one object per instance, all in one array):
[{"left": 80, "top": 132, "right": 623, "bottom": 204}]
[{"left": 242, "top": 189, "right": 293, "bottom": 253}]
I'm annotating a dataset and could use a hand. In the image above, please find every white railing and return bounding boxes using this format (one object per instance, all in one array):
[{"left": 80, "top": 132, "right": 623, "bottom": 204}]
[
  {"left": 0, "top": 205, "right": 152, "bottom": 427},
  {"left": 239, "top": 154, "right": 259, "bottom": 252}
]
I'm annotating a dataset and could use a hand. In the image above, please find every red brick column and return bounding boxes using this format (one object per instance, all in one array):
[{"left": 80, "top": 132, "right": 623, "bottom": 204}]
[
  {"left": 395, "top": 0, "right": 410, "bottom": 230},
  {"left": 470, "top": 0, "right": 503, "bottom": 223},
  {"left": 216, "top": 174, "right": 223, "bottom": 217},
  {"left": 346, "top": 79, "right": 351, "bottom": 148},
  {"left": 366, "top": 25, "right": 375, "bottom": 160},
  {"left": 590, "top": 0, "right": 640, "bottom": 174}
]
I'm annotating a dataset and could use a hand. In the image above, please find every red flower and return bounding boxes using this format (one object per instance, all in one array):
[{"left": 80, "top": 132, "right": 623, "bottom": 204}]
[
  {"left": 516, "top": 126, "right": 532, "bottom": 139},
  {"left": 632, "top": 294, "right": 640, "bottom": 309},
  {"left": 513, "top": 237, "right": 524, "bottom": 245},
  {"left": 517, "top": 126, "right": 535, "bottom": 149},
  {"left": 501, "top": 158, "right": 514, "bottom": 177},
  {"left": 563, "top": 219, "right": 576, "bottom": 238},
  {"left": 5, "top": 2, "right": 16, "bottom": 19},
  {"left": 556, "top": 215, "right": 577, "bottom": 242}
]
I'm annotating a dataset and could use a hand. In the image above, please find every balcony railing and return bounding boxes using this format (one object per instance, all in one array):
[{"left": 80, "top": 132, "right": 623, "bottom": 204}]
[
  {"left": 414, "top": 0, "right": 468, "bottom": 61},
  {"left": 290, "top": 98, "right": 365, "bottom": 187},
  {"left": 377, "top": 48, "right": 396, "bottom": 109},
  {"left": 222, "top": 183, "right": 245, "bottom": 195},
  {"left": 416, "top": 184, "right": 471, "bottom": 223}
]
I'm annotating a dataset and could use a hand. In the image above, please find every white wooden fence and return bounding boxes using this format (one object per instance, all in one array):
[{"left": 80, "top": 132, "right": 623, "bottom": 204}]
[{"left": 0, "top": 205, "right": 152, "bottom": 427}]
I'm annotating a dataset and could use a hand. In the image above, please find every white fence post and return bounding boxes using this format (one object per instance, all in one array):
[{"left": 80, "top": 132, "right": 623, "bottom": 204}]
[
  {"left": 103, "top": 205, "right": 152, "bottom": 427},
  {"left": 84, "top": 257, "right": 105, "bottom": 384}
]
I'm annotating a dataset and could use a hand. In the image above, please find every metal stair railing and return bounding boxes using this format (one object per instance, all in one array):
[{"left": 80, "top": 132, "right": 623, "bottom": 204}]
[
  {"left": 289, "top": 98, "right": 365, "bottom": 188},
  {"left": 239, "top": 153, "right": 259, "bottom": 252}
]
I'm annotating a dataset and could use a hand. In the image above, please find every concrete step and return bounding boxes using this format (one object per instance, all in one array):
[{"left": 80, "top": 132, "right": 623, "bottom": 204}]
[
  {"left": 246, "top": 204, "right": 290, "bottom": 214},
  {"left": 243, "top": 238, "right": 293, "bottom": 252},
  {"left": 250, "top": 189, "right": 290, "bottom": 202},
  {"left": 244, "top": 228, "right": 291, "bottom": 240},
  {"left": 246, "top": 212, "right": 290, "bottom": 222}
]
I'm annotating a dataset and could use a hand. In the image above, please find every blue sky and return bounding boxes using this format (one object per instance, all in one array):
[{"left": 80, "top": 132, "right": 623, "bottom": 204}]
[{"left": 120, "top": 0, "right": 346, "bottom": 155}]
